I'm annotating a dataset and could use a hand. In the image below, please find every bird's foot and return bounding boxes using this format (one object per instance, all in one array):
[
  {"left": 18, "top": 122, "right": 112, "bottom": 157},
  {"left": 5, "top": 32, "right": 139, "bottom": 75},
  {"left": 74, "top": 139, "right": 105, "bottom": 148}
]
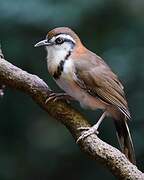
[
  {"left": 76, "top": 112, "right": 106, "bottom": 143},
  {"left": 76, "top": 125, "right": 99, "bottom": 143},
  {"left": 45, "top": 92, "right": 73, "bottom": 104}
]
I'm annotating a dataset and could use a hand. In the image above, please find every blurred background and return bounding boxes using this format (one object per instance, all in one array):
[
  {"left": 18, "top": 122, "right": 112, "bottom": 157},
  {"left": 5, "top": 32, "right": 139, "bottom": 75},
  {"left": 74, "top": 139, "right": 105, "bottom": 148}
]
[{"left": 0, "top": 0, "right": 144, "bottom": 179}]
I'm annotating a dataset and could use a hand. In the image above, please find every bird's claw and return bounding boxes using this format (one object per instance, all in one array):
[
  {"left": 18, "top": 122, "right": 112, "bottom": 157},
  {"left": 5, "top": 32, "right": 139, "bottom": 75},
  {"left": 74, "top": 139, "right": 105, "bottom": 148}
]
[
  {"left": 45, "top": 93, "right": 73, "bottom": 104},
  {"left": 76, "top": 127, "right": 99, "bottom": 143},
  {"left": 77, "top": 127, "right": 91, "bottom": 131}
]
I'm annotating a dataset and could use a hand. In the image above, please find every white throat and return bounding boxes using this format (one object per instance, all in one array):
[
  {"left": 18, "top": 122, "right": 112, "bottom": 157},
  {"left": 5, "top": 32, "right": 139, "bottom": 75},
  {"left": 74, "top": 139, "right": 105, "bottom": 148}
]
[{"left": 46, "top": 43, "right": 73, "bottom": 75}]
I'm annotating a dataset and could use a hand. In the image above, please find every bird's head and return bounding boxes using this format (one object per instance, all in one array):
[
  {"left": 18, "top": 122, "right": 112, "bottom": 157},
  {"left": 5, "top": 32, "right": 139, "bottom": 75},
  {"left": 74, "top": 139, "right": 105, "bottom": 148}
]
[{"left": 34, "top": 27, "right": 82, "bottom": 55}]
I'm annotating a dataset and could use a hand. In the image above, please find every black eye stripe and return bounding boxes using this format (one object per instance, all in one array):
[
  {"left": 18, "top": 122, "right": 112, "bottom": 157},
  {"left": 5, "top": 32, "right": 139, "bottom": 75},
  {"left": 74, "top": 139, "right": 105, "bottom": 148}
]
[{"left": 55, "top": 37, "right": 75, "bottom": 46}]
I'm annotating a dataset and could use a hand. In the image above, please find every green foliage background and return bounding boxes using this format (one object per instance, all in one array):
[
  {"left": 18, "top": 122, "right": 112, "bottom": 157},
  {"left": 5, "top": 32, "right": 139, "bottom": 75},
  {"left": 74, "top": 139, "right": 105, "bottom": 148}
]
[{"left": 0, "top": 0, "right": 144, "bottom": 179}]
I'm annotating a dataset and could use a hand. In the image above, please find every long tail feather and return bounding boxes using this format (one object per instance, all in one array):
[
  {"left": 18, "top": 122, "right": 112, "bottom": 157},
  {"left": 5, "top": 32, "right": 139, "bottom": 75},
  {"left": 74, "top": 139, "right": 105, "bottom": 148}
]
[{"left": 114, "top": 118, "right": 136, "bottom": 164}]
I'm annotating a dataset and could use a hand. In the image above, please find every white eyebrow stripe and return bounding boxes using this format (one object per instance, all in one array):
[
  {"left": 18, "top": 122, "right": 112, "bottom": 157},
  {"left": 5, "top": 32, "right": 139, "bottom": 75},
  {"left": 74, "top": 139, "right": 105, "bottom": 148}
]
[{"left": 51, "top": 34, "right": 76, "bottom": 43}]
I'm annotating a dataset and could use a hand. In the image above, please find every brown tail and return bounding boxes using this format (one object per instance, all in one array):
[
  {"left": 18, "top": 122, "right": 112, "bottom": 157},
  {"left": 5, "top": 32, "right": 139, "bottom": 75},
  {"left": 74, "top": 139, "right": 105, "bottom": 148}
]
[{"left": 114, "top": 118, "right": 136, "bottom": 164}]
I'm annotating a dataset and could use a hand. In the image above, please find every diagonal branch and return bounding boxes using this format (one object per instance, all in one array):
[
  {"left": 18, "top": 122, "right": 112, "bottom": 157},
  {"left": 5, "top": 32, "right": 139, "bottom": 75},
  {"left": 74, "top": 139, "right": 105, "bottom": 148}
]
[{"left": 0, "top": 46, "right": 143, "bottom": 179}]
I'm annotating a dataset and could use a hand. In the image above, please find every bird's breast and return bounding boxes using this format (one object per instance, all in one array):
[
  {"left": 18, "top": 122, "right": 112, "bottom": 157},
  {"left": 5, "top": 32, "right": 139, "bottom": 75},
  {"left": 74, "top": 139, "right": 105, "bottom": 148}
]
[{"left": 55, "top": 60, "right": 106, "bottom": 110}]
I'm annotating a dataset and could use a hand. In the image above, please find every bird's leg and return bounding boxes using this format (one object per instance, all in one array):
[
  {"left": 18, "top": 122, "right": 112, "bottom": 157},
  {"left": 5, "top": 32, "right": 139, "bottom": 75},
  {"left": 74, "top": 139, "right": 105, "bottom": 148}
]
[
  {"left": 45, "top": 92, "right": 74, "bottom": 104},
  {"left": 76, "top": 111, "right": 107, "bottom": 143}
]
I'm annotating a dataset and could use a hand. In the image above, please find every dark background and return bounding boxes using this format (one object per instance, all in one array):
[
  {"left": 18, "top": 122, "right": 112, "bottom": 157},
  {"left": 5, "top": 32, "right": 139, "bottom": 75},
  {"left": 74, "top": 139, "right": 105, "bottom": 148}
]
[{"left": 0, "top": 0, "right": 144, "bottom": 179}]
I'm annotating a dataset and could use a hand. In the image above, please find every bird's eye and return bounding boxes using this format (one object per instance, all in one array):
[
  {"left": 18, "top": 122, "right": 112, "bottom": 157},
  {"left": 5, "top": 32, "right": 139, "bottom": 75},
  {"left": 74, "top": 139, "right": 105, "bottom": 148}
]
[{"left": 55, "top": 37, "right": 64, "bottom": 44}]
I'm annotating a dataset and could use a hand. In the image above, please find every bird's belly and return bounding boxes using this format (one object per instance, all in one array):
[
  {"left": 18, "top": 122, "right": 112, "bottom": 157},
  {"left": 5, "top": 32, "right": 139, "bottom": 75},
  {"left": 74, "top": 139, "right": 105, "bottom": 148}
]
[{"left": 56, "top": 77, "right": 106, "bottom": 110}]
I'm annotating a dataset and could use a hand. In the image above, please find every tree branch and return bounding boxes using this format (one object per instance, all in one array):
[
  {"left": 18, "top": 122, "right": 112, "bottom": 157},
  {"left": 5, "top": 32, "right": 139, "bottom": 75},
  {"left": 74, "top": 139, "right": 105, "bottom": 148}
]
[{"left": 0, "top": 46, "right": 143, "bottom": 179}]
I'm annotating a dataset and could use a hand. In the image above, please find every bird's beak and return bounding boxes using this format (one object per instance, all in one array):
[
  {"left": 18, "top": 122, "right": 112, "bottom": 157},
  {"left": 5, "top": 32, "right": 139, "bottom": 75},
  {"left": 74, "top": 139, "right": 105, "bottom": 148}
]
[{"left": 34, "top": 39, "right": 51, "bottom": 47}]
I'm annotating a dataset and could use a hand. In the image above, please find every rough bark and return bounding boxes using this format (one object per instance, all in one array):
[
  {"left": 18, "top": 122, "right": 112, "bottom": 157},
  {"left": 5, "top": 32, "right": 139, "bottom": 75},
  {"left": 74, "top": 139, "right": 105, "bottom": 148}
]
[{"left": 0, "top": 47, "right": 143, "bottom": 179}]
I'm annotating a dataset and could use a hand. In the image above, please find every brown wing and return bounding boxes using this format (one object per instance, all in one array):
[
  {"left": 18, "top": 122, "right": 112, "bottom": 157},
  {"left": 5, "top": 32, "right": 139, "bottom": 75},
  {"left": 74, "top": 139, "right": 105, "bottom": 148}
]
[
  {"left": 74, "top": 55, "right": 130, "bottom": 119},
  {"left": 73, "top": 50, "right": 135, "bottom": 163}
]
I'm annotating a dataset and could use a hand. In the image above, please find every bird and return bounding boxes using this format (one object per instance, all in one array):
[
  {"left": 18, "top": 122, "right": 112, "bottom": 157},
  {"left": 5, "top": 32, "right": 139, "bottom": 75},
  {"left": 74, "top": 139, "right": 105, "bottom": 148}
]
[{"left": 34, "top": 27, "right": 135, "bottom": 164}]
